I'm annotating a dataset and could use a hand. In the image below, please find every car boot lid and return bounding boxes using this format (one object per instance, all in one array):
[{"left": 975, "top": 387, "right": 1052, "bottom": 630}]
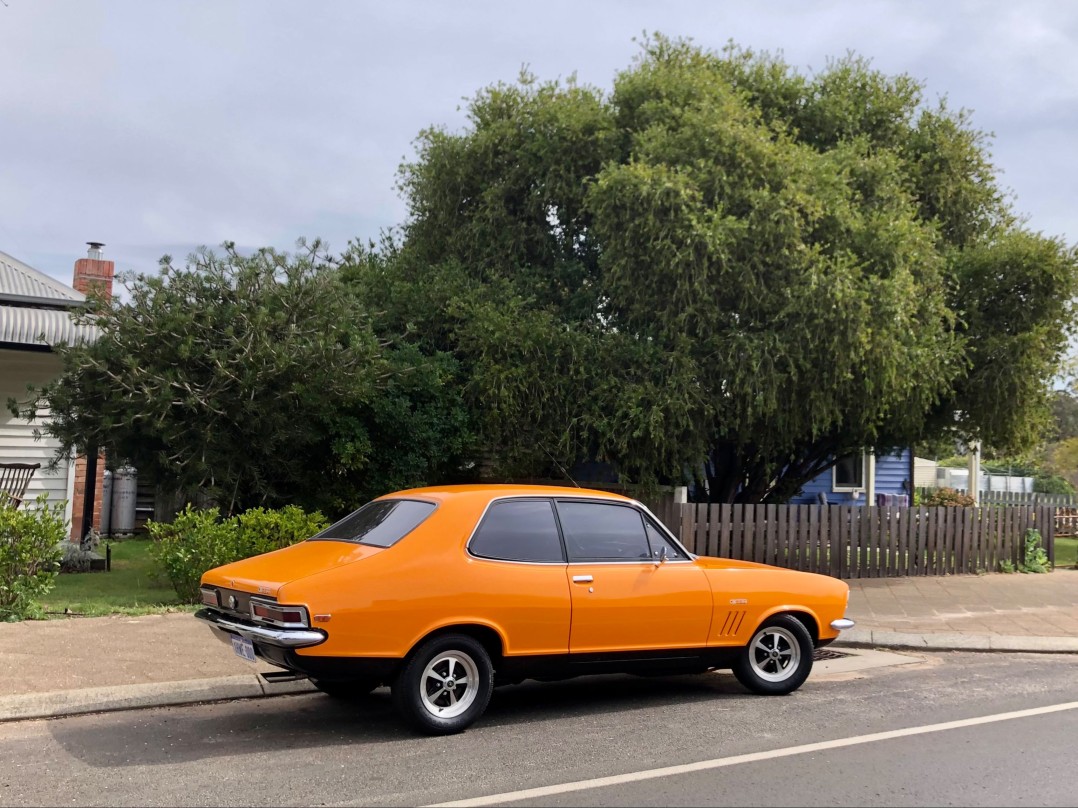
[{"left": 201, "top": 539, "right": 385, "bottom": 596}]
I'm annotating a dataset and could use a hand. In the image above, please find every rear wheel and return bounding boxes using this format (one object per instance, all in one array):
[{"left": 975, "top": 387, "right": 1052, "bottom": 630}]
[
  {"left": 311, "top": 678, "right": 380, "bottom": 700},
  {"left": 392, "top": 634, "right": 494, "bottom": 735},
  {"left": 733, "top": 615, "right": 813, "bottom": 695}
]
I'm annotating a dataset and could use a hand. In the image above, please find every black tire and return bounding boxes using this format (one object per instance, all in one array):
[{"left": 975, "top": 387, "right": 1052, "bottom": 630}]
[
  {"left": 311, "top": 678, "right": 381, "bottom": 700},
  {"left": 392, "top": 634, "right": 494, "bottom": 735},
  {"left": 732, "top": 614, "right": 814, "bottom": 695}
]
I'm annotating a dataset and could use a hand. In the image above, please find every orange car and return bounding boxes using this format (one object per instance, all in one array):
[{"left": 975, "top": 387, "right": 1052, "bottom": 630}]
[{"left": 196, "top": 485, "right": 854, "bottom": 734}]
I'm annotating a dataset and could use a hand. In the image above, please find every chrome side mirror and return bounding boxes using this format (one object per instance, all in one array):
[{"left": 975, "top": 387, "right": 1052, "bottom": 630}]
[{"left": 655, "top": 544, "right": 668, "bottom": 566}]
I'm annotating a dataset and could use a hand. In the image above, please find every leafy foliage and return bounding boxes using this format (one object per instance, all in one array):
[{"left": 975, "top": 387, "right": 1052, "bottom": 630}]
[
  {"left": 1048, "top": 390, "right": 1078, "bottom": 443},
  {"left": 1032, "top": 472, "right": 1075, "bottom": 495},
  {"left": 0, "top": 494, "right": 67, "bottom": 620},
  {"left": 999, "top": 528, "right": 1052, "bottom": 574},
  {"left": 1047, "top": 437, "right": 1078, "bottom": 481},
  {"left": 148, "top": 505, "right": 327, "bottom": 603},
  {"left": 11, "top": 240, "right": 471, "bottom": 516},
  {"left": 921, "top": 487, "right": 976, "bottom": 507},
  {"left": 366, "top": 35, "right": 1078, "bottom": 501},
  {"left": 1022, "top": 529, "right": 1052, "bottom": 573}
]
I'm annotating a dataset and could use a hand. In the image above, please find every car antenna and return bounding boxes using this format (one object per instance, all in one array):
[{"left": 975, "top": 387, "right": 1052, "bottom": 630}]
[{"left": 542, "top": 444, "right": 581, "bottom": 487}]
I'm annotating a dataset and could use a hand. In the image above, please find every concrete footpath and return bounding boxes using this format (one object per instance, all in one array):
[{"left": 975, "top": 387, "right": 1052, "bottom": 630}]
[{"left": 1, "top": 570, "right": 1076, "bottom": 723}]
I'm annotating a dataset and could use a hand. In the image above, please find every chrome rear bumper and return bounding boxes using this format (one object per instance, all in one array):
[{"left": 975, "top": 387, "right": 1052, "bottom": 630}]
[
  {"left": 195, "top": 608, "right": 327, "bottom": 648},
  {"left": 830, "top": 618, "right": 856, "bottom": 631}
]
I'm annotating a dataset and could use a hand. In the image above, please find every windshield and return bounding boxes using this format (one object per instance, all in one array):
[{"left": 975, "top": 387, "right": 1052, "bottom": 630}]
[{"left": 311, "top": 498, "right": 437, "bottom": 547}]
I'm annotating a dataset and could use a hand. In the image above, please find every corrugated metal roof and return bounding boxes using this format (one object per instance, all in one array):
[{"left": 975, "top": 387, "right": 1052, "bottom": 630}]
[
  {"left": 0, "top": 250, "right": 85, "bottom": 305},
  {"left": 0, "top": 251, "right": 98, "bottom": 348},
  {"left": 0, "top": 304, "right": 99, "bottom": 347}
]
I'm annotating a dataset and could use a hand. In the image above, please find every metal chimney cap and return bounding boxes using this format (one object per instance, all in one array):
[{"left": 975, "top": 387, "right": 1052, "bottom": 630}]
[{"left": 86, "top": 241, "right": 105, "bottom": 259}]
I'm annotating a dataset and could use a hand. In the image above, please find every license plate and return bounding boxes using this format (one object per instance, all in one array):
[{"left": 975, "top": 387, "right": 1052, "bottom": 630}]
[{"left": 230, "top": 635, "right": 256, "bottom": 662}]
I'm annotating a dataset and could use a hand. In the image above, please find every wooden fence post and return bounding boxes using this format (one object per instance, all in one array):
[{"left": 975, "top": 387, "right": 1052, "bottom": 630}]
[
  {"left": 720, "top": 503, "right": 732, "bottom": 557},
  {"left": 754, "top": 505, "right": 767, "bottom": 564},
  {"left": 680, "top": 502, "right": 694, "bottom": 552}
]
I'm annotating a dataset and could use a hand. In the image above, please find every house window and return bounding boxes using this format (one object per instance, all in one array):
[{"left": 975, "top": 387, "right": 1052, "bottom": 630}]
[{"left": 833, "top": 453, "right": 865, "bottom": 492}]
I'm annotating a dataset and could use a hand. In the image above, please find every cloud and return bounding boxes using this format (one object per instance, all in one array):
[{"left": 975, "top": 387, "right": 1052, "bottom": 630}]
[{"left": 1, "top": 0, "right": 1075, "bottom": 285}]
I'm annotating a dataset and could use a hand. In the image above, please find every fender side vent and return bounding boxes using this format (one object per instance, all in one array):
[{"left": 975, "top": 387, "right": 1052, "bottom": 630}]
[{"left": 717, "top": 611, "right": 746, "bottom": 637}]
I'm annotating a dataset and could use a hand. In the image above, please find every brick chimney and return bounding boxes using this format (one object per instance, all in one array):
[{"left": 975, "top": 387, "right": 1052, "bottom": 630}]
[
  {"left": 69, "top": 242, "right": 112, "bottom": 541},
  {"left": 72, "top": 241, "right": 115, "bottom": 302}
]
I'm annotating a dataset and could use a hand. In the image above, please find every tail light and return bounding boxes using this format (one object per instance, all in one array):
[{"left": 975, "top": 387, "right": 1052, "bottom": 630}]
[
  {"left": 200, "top": 588, "right": 220, "bottom": 607},
  {"left": 249, "top": 599, "right": 310, "bottom": 628}
]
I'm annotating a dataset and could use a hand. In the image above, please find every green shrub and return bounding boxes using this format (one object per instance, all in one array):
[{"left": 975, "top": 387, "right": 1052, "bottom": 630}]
[
  {"left": 1018, "top": 528, "right": 1052, "bottom": 573},
  {"left": 922, "top": 487, "right": 976, "bottom": 507},
  {"left": 998, "top": 528, "right": 1052, "bottom": 574},
  {"left": 0, "top": 494, "right": 68, "bottom": 621},
  {"left": 233, "top": 505, "right": 328, "bottom": 557},
  {"left": 1032, "top": 472, "right": 1076, "bottom": 495},
  {"left": 149, "top": 505, "right": 328, "bottom": 603},
  {"left": 148, "top": 507, "right": 236, "bottom": 603}
]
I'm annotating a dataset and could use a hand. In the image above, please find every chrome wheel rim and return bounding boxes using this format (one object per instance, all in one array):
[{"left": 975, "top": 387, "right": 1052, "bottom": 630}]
[
  {"left": 420, "top": 651, "right": 479, "bottom": 719},
  {"left": 749, "top": 626, "right": 801, "bottom": 682}
]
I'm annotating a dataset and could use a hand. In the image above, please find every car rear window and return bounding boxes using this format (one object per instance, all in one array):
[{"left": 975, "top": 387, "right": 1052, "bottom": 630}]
[{"left": 312, "top": 499, "right": 437, "bottom": 547}]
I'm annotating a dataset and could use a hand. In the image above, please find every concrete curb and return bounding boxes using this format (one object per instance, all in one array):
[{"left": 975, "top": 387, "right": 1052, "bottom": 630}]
[
  {"left": 834, "top": 628, "right": 1078, "bottom": 654},
  {"left": 0, "top": 674, "right": 315, "bottom": 723}
]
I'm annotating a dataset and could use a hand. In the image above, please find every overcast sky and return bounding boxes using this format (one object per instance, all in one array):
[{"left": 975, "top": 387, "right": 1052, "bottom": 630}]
[{"left": 1, "top": 0, "right": 1075, "bottom": 288}]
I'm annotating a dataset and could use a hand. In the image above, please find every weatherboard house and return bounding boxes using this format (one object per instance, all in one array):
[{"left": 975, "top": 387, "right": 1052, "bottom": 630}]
[
  {"left": 0, "top": 245, "right": 111, "bottom": 538},
  {"left": 788, "top": 449, "right": 915, "bottom": 506}
]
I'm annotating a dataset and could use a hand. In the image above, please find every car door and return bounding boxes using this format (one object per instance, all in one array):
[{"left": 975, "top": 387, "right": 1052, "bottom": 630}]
[
  {"left": 558, "top": 499, "right": 713, "bottom": 654},
  {"left": 464, "top": 497, "right": 572, "bottom": 656}
]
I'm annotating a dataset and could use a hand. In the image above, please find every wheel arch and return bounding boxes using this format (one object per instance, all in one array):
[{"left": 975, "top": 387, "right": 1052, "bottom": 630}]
[
  {"left": 408, "top": 622, "right": 506, "bottom": 665},
  {"left": 754, "top": 606, "right": 820, "bottom": 644}
]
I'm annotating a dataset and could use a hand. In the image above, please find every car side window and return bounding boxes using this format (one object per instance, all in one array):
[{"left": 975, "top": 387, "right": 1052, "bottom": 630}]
[
  {"left": 644, "top": 516, "right": 684, "bottom": 560},
  {"left": 557, "top": 500, "right": 651, "bottom": 562},
  {"left": 470, "top": 499, "right": 565, "bottom": 563}
]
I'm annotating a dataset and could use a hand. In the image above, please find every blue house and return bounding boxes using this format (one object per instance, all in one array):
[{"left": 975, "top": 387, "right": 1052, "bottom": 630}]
[{"left": 788, "top": 448, "right": 914, "bottom": 506}]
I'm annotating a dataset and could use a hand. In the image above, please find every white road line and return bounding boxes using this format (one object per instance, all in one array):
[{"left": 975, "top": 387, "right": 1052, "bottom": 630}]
[{"left": 427, "top": 701, "right": 1078, "bottom": 807}]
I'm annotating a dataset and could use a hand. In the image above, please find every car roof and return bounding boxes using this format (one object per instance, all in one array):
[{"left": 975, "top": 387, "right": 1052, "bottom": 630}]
[{"left": 380, "top": 483, "right": 635, "bottom": 504}]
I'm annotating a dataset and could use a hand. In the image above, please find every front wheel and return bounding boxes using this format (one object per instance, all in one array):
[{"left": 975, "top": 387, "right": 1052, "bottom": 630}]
[
  {"left": 392, "top": 634, "right": 494, "bottom": 735},
  {"left": 733, "top": 615, "right": 813, "bottom": 695}
]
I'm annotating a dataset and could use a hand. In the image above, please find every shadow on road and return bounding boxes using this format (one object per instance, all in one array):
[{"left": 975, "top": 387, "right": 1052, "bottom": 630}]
[{"left": 46, "top": 672, "right": 753, "bottom": 768}]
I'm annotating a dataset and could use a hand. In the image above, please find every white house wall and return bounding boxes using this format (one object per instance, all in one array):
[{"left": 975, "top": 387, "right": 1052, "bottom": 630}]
[
  {"left": 913, "top": 457, "right": 938, "bottom": 489},
  {"left": 0, "top": 348, "right": 74, "bottom": 521}
]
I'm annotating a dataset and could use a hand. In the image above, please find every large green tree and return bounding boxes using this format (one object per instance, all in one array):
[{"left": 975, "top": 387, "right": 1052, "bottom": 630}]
[
  {"left": 12, "top": 241, "right": 472, "bottom": 516},
  {"left": 353, "top": 36, "right": 1078, "bottom": 502}
]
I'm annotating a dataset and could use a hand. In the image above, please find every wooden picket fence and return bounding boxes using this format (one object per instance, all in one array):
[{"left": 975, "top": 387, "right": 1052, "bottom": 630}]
[
  {"left": 669, "top": 503, "right": 1056, "bottom": 578},
  {"left": 1054, "top": 507, "right": 1078, "bottom": 537},
  {"left": 978, "top": 491, "right": 1076, "bottom": 506},
  {"left": 915, "top": 487, "right": 1077, "bottom": 507}
]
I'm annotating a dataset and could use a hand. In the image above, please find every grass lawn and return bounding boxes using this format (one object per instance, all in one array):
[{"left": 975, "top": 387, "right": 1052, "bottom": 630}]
[
  {"left": 1054, "top": 537, "right": 1077, "bottom": 569},
  {"left": 37, "top": 537, "right": 195, "bottom": 618}
]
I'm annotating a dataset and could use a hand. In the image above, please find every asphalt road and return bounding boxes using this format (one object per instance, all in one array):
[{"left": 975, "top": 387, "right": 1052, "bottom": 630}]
[{"left": 1, "top": 651, "right": 1075, "bottom": 807}]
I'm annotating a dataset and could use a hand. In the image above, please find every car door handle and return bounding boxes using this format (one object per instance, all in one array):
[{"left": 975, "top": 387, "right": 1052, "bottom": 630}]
[{"left": 572, "top": 575, "right": 593, "bottom": 583}]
